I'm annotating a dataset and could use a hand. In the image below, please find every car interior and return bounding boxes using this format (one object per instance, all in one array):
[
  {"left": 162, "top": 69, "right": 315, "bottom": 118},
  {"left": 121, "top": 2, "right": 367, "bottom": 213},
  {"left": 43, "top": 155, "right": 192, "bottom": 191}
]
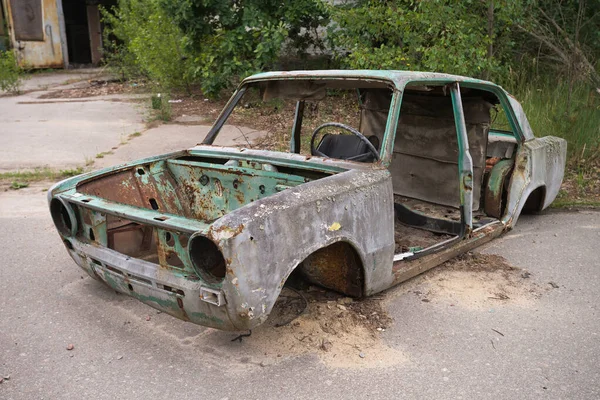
[
  {"left": 226, "top": 79, "right": 520, "bottom": 258},
  {"left": 356, "top": 84, "right": 518, "bottom": 257}
]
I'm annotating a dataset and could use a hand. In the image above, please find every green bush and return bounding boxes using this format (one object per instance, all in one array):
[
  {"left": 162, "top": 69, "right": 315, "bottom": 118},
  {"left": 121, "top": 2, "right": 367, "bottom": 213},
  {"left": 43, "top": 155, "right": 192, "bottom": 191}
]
[
  {"left": 328, "top": 0, "right": 522, "bottom": 80},
  {"left": 150, "top": 93, "right": 172, "bottom": 121},
  {"left": 0, "top": 50, "right": 22, "bottom": 93},
  {"left": 102, "top": 0, "right": 329, "bottom": 97},
  {"left": 101, "top": 0, "right": 195, "bottom": 92},
  {"left": 161, "top": 0, "right": 330, "bottom": 97}
]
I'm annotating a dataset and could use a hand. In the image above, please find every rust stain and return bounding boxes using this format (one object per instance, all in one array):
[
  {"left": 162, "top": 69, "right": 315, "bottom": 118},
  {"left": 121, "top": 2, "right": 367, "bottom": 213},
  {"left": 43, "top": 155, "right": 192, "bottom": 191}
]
[
  {"left": 233, "top": 189, "right": 245, "bottom": 205},
  {"left": 81, "top": 209, "right": 93, "bottom": 225},
  {"left": 484, "top": 160, "right": 513, "bottom": 219},
  {"left": 300, "top": 242, "right": 363, "bottom": 297},
  {"left": 214, "top": 179, "right": 223, "bottom": 197},
  {"left": 208, "top": 223, "right": 245, "bottom": 242}
]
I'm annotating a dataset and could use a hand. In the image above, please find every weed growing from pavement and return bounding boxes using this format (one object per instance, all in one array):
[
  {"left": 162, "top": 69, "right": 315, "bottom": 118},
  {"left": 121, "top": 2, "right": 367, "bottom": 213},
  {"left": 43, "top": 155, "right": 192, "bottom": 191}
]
[
  {"left": 0, "top": 167, "right": 84, "bottom": 183},
  {"left": 95, "top": 151, "right": 113, "bottom": 159},
  {"left": 10, "top": 181, "right": 29, "bottom": 190},
  {"left": 551, "top": 199, "right": 600, "bottom": 208}
]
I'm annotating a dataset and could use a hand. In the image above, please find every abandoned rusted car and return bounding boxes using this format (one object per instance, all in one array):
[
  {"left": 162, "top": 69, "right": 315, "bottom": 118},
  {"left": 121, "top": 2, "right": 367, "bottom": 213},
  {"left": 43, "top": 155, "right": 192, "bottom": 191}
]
[{"left": 49, "top": 70, "right": 566, "bottom": 331}]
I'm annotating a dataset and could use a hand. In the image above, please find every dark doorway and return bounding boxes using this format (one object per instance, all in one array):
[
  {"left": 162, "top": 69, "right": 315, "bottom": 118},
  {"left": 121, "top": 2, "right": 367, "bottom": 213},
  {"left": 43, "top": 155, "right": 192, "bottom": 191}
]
[
  {"left": 0, "top": 3, "right": 8, "bottom": 51},
  {"left": 63, "top": 0, "right": 92, "bottom": 64}
]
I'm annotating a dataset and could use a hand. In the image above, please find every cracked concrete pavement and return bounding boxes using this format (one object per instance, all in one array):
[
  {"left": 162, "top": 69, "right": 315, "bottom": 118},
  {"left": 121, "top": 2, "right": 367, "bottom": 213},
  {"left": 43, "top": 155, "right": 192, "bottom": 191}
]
[
  {"left": 0, "top": 69, "right": 146, "bottom": 171},
  {"left": 0, "top": 71, "right": 599, "bottom": 399},
  {"left": 0, "top": 69, "right": 258, "bottom": 172}
]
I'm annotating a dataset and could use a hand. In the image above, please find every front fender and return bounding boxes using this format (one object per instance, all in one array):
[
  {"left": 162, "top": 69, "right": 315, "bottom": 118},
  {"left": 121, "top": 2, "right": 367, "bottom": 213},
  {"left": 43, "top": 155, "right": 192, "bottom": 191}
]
[{"left": 209, "top": 168, "right": 395, "bottom": 330}]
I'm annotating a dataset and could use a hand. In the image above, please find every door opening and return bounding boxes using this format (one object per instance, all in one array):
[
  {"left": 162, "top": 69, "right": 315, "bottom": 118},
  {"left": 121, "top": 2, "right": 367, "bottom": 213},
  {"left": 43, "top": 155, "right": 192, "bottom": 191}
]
[{"left": 63, "top": 0, "right": 92, "bottom": 65}]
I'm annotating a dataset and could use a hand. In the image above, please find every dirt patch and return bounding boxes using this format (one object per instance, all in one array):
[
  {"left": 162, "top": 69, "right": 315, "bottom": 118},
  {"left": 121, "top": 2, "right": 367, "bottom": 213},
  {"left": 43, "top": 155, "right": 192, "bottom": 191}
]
[
  {"left": 413, "top": 252, "right": 542, "bottom": 309},
  {"left": 38, "top": 79, "right": 145, "bottom": 99},
  {"left": 202, "top": 286, "right": 405, "bottom": 369},
  {"left": 394, "top": 222, "right": 452, "bottom": 253},
  {"left": 195, "top": 253, "right": 539, "bottom": 369},
  {"left": 268, "top": 287, "right": 392, "bottom": 334},
  {"left": 170, "top": 95, "right": 226, "bottom": 124}
]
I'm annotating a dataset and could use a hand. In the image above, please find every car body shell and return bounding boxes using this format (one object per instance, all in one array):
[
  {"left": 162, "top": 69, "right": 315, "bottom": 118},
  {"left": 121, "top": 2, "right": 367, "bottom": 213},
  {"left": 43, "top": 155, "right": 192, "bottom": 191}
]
[{"left": 48, "top": 70, "right": 567, "bottom": 331}]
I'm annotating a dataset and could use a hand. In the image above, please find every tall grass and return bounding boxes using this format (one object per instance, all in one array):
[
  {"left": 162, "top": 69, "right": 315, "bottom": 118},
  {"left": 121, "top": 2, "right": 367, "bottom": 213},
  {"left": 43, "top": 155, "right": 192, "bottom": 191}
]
[{"left": 508, "top": 77, "right": 600, "bottom": 167}]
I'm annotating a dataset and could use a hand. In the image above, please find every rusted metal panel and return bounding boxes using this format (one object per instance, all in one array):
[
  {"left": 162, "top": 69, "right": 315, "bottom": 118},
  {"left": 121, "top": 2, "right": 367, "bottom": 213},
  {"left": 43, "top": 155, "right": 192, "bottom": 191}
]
[
  {"left": 503, "top": 135, "right": 567, "bottom": 226},
  {"left": 484, "top": 159, "right": 513, "bottom": 218},
  {"left": 86, "top": 4, "right": 101, "bottom": 65},
  {"left": 212, "top": 167, "right": 395, "bottom": 329},
  {"left": 392, "top": 222, "right": 504, "bottom": 285},
  {"left": 4, "top": 0, "right": 64, "bottom": 67},
  {"left": 301, "top": 242, "right": 364, "bottom": 297},
  {"left": 77, "top": 163, "right": 192, "bottom": 219},
  {"left": 8, "top": 0, "right": 43, "bottom": 41}
]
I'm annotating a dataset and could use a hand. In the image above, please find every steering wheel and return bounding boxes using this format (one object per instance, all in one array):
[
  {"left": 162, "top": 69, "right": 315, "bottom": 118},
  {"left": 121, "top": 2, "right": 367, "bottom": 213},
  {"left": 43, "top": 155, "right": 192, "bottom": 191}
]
[{"left": 310, "top": 122, "right": 380, "bottom": 161}]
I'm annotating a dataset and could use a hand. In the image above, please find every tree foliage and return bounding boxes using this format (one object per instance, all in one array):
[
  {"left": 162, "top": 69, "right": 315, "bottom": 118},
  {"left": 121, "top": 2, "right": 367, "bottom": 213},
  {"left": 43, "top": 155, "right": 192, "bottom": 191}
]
[
  {"left": 515, "top": 0, "right": 600, "bottom": 87},
  {"left": 101, "top": 0, "right": 600, "bottom": 97},
  {"left": 329, "top": 0, "right": 524, "bottom": 80},
  {"left": 101, "top": 0, "right": 195, "bottom": 91},
  {"left": 160, "top": 0, "right": 329, "bottom": 96}
]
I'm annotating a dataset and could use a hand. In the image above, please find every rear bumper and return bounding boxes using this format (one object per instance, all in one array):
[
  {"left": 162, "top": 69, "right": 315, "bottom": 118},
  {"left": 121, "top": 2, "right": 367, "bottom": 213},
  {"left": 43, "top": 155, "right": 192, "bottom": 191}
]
[{"left": 64, "top": 238, "right": 235, "bottom": 330}]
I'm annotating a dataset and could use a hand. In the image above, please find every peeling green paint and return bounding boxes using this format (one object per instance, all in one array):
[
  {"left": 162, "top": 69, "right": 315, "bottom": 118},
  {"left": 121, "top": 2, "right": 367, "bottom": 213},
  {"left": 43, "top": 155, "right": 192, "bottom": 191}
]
[
  {"left": 487, "top": 160, "right": 514, "bottom": 197},
  {"left": 189, "top": 312, "right": 224, "bottom": 325},
  {"left": 129, "top": 291, "right": 182, "bottom": 313},
  {"left": 100, "top": 269, "right": 128, "bottom": 292}
]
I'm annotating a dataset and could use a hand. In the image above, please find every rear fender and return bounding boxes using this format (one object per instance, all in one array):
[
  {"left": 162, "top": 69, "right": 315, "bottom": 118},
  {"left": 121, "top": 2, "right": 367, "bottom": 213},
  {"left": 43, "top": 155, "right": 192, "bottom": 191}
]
[{"left": 504, "top": 137, "right": 566, "bottom": 226}]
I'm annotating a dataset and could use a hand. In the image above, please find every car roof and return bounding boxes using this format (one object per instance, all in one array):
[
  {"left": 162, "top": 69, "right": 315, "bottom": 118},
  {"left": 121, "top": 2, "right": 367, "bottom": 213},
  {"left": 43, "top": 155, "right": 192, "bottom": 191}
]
[{"left": 242, "top": 70, "right": 500, "bottom": 91}]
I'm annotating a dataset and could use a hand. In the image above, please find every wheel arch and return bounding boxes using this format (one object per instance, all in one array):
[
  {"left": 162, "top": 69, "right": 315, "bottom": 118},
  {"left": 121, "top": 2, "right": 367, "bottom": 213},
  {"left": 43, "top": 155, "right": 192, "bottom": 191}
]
[
  {"left": 522, "top": 185, "right": 546, "bottom": 214},
  {"left": 278, "top": 238, "right": 367, "bottom": 299}
]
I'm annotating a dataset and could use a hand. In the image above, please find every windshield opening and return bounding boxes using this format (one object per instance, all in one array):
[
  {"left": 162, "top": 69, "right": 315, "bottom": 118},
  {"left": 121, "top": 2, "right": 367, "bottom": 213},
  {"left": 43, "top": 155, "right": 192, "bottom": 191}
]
[{"left": 208, "top": 79, "right": 394, "bottom": 163}]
